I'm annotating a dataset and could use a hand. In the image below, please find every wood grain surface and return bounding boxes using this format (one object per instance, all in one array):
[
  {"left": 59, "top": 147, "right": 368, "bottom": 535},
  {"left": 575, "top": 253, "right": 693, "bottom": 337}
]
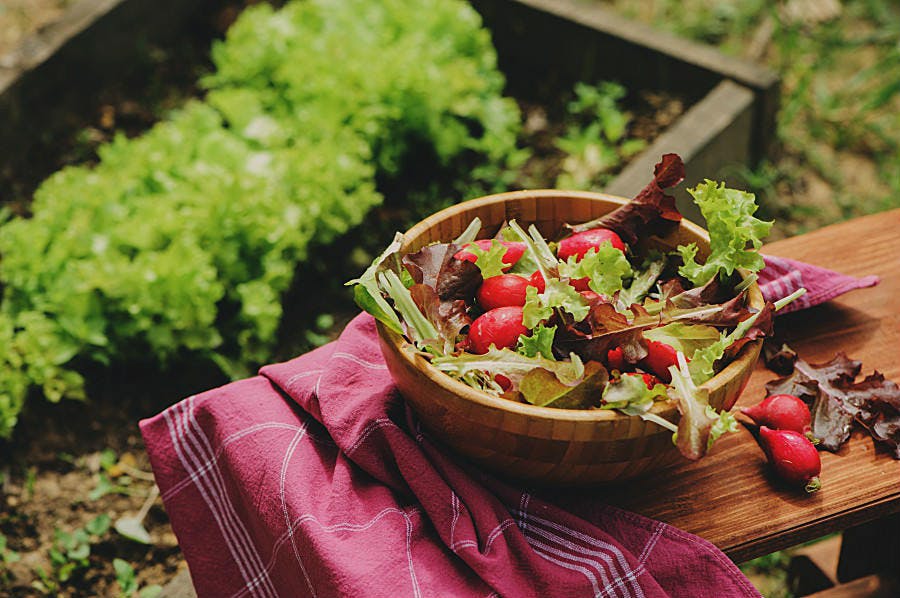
[{"left": 574, "top": 209, "right": 900, "bottom": 562}]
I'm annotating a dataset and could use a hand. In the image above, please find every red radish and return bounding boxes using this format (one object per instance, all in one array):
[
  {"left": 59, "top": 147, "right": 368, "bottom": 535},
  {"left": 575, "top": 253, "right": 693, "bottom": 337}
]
[
  {"left": 758, "top": 426, "right": 822, "bottom": 493},
  {"left": 468, "top": 306, "right": 528, "bottom": 354},
  {"left": 640, "top": 340, "right": 680, "bottom": 383},
  {"left": 621, "top": 372, "right": 661, "bottom": 390},
  {"left": 607, "top": 347, "right": 625, "bottom": 371},
  {"left": 741, "top": 394, "right": 811, "bottom": 435},
  {"left": 557, "top": 229, "right": 625, "bottom": 261},
  {"left": 495, "top": 374, "right": 512, "bottom": 392},
  {"left": 640, "top": 373, "right": 661, "bottom": 389},
  {"left": 528, "top": 271, "right": 546, "bottom": 293},
  {"left": 454, "top": 240, "right": 526, "bottom": 270},
  {"left": 476, "top": 274, "right": 531, "bottom": 310}
]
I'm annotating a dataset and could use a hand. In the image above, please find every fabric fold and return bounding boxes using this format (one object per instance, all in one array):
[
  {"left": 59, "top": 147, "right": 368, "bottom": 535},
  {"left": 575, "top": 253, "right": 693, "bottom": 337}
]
[{"left": 142, "top": 315, "right": 760, "bottom": 597}]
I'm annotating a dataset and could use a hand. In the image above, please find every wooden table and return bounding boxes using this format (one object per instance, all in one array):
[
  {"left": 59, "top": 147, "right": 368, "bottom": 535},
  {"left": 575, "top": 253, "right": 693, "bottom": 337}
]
[{"left": 597, "top": 209, "right": 900, "bottom": 564}]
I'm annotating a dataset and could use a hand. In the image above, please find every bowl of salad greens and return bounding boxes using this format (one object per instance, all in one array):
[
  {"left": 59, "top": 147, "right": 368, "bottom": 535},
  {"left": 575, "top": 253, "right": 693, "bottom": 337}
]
[{"left": 350, "top": 154, "right": 796, "bottom": 485}]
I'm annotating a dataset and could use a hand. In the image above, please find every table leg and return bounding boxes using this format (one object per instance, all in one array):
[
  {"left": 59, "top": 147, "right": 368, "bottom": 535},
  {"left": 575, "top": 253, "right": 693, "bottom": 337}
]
[{"left": 837, "top": 512, "right": 900, "bottom": 583}]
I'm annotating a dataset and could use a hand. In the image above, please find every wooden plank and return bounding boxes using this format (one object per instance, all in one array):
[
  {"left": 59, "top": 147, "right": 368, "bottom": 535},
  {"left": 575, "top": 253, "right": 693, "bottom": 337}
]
[
  {"left": 606, "top": 80, "right": 754, "bottom": 224},
  {"left": 555, "top": 209, "right": 900, "bottom": 563}
]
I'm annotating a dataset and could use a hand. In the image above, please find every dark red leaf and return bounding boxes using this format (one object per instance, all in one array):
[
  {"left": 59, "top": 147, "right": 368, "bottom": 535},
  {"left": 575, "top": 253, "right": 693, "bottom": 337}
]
[
  {"left": 567, "top": 154, "right": 685, "bottom": 244},
  {"left": 763, "top": 341, "right": 798, "bottom": 375},
  {"left": 409, "top": 284, "right": 472, "bottom": 351},
  {"left": 403, "top": 243, "right": 482, "bottom": 301}
]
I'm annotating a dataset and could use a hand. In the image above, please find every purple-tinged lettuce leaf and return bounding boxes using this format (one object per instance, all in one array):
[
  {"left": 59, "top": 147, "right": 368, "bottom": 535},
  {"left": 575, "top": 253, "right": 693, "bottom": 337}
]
[
  {"left": 377, "top": 271, "right": 439, "bottom": 351},
  {"left": 763, "top": 341, "right": 798, "bottom": 376},
  {"left": 517, "top": 324, "right": 557, "bottom": 360},
  {"left": 403, "top": 242, "right": 482, "bottom": 301},
  {"left": 870, "top": 413, "right": 900, "bottom": 459},
  {"left": 520, "top": 361, "right": 608, "bottom": 408},
  {"left": 555, "top": 302, "right": 648, "bottom": 363},
  {"left": 668, "top": 352, "right": 735, "bottom": 460},
  {"left": 408, "top": 284, "right": 471, "bottom": 355},
  {"left": 765, "top": 354, "right": 900, "bottom": 455},
  {"left": 566, "top": 153, "right": 684, "bottom": 244}
]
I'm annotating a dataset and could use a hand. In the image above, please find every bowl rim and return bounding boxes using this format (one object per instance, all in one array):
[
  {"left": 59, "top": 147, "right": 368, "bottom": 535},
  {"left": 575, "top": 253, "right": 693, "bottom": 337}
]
[{"left": 378, "top": 189, "right": 764, "bottom": 424}]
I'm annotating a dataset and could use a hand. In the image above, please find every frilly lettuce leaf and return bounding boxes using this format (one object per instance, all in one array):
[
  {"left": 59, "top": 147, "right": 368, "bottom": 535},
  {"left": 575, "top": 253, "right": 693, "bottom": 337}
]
[
  {"left": 517, "top": 324, "right": 557, "bottom": 360},
  {"left": 668, "top": 352, "right": 734, "bottom": 460},
  {"left": 616, "top": 255, "right": 665, "bottom": 310},
  {"left": 677, "top": 180, "right": 773, "bottom": 286},
  {"left": 464, "top": 239, "right": 508, "bottom": 279},
  {"left": 522, "top": 279, "right": 590, "bottom": 328},
  {"left": 432, "top": 347, "right": 585, "bottom": 389},
  {"left": 688, "top": 310, "right": 761, "bottom": 385},
  {"left": 600, "top": 373, "right": 668, "bottom": 412},
  {"left": 558, "top": 244, "right": 633, "bottom": 296}
]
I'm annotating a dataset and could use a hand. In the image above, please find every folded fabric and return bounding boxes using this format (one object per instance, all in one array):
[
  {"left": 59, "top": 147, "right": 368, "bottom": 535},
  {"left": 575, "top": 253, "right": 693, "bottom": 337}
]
[
  {"left": 758, "top": 254, "right": 879, "bottom": 312},
  {"left": 141, "top": 314, "right": 762, "bottom": 598}
]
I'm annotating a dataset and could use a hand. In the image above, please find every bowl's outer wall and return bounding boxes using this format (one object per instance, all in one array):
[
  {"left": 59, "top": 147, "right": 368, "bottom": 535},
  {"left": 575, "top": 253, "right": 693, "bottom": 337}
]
[{"left": 378, "top": 191, "right": 763, "bottom": 485}]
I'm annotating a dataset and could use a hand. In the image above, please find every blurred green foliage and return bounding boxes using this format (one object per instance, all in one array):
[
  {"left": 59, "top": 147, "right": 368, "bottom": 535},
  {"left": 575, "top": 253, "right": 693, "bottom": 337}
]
[{"left": 0, "top": 0, "right": 521, "bottom": 437}]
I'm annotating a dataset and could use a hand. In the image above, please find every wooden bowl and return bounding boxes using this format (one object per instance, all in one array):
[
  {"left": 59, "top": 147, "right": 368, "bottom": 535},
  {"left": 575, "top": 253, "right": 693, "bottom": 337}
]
[{"left": 376, "top": 190, "right": 763, "bottom": 485}]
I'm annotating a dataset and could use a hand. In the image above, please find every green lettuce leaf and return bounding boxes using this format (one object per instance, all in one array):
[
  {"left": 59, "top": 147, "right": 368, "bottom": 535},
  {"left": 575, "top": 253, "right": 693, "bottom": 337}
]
[
  {"left": 506, "top": 220, "right": 558, "bottom": 281},
  {"left": 558, "top": 244, "right": 633, "bottom": 297},
  {"left": 688, "top": 311, "right": 761, "bottom": 384},
  {"left": 517, "top": 324, "right": 557, "bottom": 360},
  {"left": 346, "top": 233, "right": 404, "bottom": 334},
  {"left": 464, "top": 239, "right": 508, "bottom": 279},
  {"left": 616, "top": 255, "right": 665, "bottom": 310},
  {"left": 432, "top": 347, "right": 584, "bottom": 388},
  {"left": 677, "top": 180, "right": 773, "bottom": 286},
  {"left": 377, "top": 270, "right": 439, "bottom": 350},
  {"left": 668, "top": 352, "right": 733, "bottom": 460},
  {"left": 600, "top": 373, "right": 668, "bottom": 412},
  {"left": 643, "top": 322, "right": 721, "bottom": 360},
  {"left": 522, "top": 279, "right": 591, "bottom": 329},
  {"left": 520, "top": 361, "right": 607, "bottom": 408}
]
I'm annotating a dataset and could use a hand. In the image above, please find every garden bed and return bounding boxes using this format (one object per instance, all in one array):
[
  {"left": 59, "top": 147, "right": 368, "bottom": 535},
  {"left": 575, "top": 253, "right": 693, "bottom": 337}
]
[{"left": 0, "top": 0, "right": 777, "bottom": 595}]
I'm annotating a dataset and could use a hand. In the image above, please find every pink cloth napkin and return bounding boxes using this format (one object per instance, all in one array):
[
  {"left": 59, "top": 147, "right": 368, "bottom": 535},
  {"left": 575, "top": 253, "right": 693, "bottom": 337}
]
[
  {"left": 758, "top": 255, "right": 879, "bottom": 312},
  {"left": 141, "top": 314, "right": 760, "bottom": 598},
  {"left": 140, "top": 257, "right": 877, "bottom": 597}
]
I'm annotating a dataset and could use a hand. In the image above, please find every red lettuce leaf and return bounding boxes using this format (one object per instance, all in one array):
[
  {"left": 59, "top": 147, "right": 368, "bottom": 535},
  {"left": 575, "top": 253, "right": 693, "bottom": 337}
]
[
  {"left": 403, "top": 243, "right": 482, "bottom": 301},
  {"left": 765, "top": 353, "right": 900, "bottom": 455},
  {"left": 409, "top": 284, "right": 472, "bottom": 354},
  {"left": 567, "top": 153, "right": 685, "bottom": 244}
]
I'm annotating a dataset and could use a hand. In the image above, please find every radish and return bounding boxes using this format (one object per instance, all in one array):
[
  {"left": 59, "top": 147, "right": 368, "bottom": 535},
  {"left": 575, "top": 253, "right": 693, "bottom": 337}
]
[
  {"left": 468, "top": 306, "right": 528, "bottom": 354},
  {"left": 607, "top": 347, "right": 625, "bottom": 371},
  {"left": 741, "top": 394, "right": 811, "bottom": 436},
  {"left": 758, "top": 426, "right": 822, "bottom": 493},
  {"left": 621, "top": 372, "right": 661, "bottom": 390},
  {"left": 640, "top": 340, "right": 679, "bottom": 383},
  {"left": 557, "top": 229, "right": 625, "bottom": 261},
  {"left": 454, "top": 240, "right": 526, "bottom": 269},
  {"left": 528, "top": 270, "right": 546, "bottom": 293},
  {"left": 476, "top": 274, "right": 531, "bottom": 310}
]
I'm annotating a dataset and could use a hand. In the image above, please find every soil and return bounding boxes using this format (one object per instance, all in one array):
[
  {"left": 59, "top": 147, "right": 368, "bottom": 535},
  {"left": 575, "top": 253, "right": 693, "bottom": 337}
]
[{"left": 0, "top": 2, "right": 688, "bottom": 595}]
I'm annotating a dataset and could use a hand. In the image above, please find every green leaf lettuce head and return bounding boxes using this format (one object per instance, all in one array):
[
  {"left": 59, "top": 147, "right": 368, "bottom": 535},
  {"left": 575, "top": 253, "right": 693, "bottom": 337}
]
[{"left": 677, "top": 180, "right": 773, "bottom": 286}]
